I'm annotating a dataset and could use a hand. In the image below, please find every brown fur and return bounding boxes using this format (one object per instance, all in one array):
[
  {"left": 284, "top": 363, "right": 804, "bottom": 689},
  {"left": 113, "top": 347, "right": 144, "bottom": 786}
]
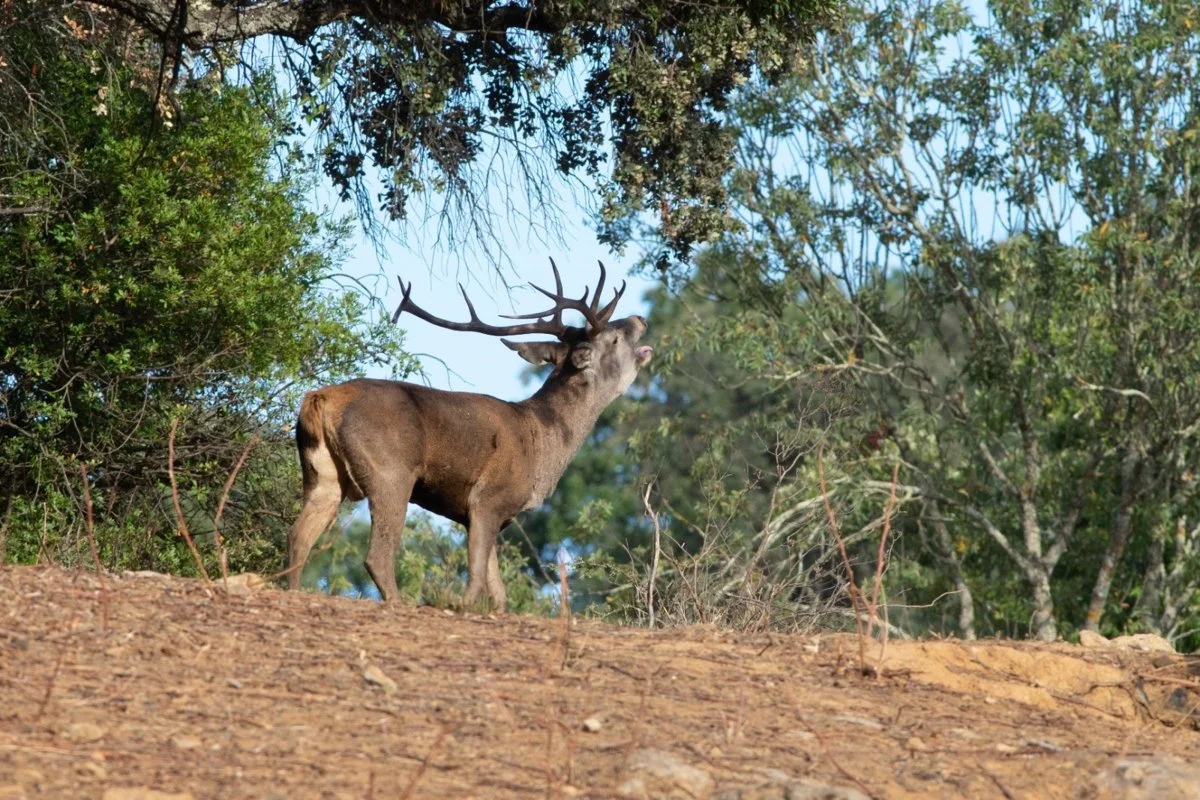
[{"left": 287, "top": 314, "right": 652, "bottom": 609}]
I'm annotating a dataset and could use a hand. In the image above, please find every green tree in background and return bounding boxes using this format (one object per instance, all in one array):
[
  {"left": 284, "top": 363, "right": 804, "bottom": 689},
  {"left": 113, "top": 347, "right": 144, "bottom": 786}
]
[
  {"left": 0, "top": 19, "right": 412, "bottom": 575},
  {"left": 537, "top": 0, "right": 1200, "bottom": 647},
  {"left": 648, "top": 0, "right": 1200, "bottom": 643}
]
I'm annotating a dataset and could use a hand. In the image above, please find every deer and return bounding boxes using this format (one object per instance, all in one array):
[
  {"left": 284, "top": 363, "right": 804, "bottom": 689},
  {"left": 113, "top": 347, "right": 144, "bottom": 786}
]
[{"left": 286, "top": 259, "right": 653, "bottom": 610}]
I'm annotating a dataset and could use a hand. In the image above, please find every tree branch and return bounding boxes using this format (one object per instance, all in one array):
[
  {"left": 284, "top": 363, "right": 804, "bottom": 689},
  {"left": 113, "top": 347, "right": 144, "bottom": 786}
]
[{"left": 86, "top": 0, "right": 592, "bottom": 46}]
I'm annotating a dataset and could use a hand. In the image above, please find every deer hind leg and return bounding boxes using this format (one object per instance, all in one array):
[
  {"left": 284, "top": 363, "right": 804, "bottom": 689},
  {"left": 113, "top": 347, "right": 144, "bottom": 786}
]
[
  {"left": 287, "top": 445, "right": 343, "bottom": 591},
  {"left": 485, "top": 541, "right": 508, "bottom": 613},
  {"left": 463, "top": 513, "right": 504, "bottom": 612},
  {"left": 364, "top": 478, "right": 415, "bottom": 602}
]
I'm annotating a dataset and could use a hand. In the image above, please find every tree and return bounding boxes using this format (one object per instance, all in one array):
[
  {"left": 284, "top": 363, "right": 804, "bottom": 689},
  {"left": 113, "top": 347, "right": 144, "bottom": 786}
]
[
  {"left": 34, "top": 0, "right": 839, "bottom": 261},
  {"left": 525, "top": 262, "right": 861, "bottom": 627},
  {"left": 0, "top": 18, "right": 412, "bottom": 574},
  {"left": 648, "top": 0, "right": 1200, "bottom": 642}
]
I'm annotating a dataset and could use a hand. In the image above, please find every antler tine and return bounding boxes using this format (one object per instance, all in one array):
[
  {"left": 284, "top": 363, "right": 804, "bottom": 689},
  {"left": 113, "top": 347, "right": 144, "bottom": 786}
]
[
  {"left": 596, "top": 279, "right": 628, "bottom": 326},
  {"left": 391, "top": 280, "right": 412, "bottom": 324},
  {"left": 590, "top": 260, "right": 608, "bottom": 314}
]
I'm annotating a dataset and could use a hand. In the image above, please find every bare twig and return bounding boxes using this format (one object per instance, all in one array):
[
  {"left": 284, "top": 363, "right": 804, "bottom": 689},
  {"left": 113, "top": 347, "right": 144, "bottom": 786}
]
[
  {"left": 866, "top": 462, "right": 900, "bottom": 664},
  {"left": 817, "top": 448, "right": 867, "bottom": 673},
  {"left": 797, "top": 713, "right": 878, "bottom": 799},
  {"left": 211, "top": 434, "right": 260, "bottom": 587},
  {"left": 557, "top": 548, "right": 572, "bottom": 672},
  {"left": 642, "top": 481, "right": 662, "bottom": 629},
  {"left": 78, "top": 462, "right": 109, "bottom": 629},
  {"left": 398, "top": 725, "right": 451, "bottom": 800},
  {"left": 168, "top": 418, "right": 211, "bottom": 584},
  {"left": 265, "top": 513, "right": 348, "bottom": 587}
]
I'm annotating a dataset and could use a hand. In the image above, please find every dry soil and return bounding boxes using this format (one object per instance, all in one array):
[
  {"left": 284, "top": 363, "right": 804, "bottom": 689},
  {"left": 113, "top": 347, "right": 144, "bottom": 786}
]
[{"left": 1, "top": 566, "right": 1199, "bottom": 799}]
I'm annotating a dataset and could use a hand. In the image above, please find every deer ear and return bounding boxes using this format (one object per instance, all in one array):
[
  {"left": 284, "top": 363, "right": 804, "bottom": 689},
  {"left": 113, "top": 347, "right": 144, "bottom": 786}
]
[
  {"left": 502, "top": 339, "right": 569, "bottom": 366},
  {"left": 569, "top": 343, "right": 594, "bottom": 370}
]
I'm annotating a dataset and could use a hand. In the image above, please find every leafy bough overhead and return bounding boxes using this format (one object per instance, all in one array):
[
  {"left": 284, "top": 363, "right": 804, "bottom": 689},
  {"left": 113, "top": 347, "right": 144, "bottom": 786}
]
[{"left": 77, "top": 0, "right": 838, "bottom": 261}]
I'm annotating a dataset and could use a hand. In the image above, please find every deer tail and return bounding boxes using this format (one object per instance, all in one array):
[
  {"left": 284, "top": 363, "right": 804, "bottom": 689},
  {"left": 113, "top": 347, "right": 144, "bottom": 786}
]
[{"left": 296, "top": 390, "right": 327, "bottom": 453}]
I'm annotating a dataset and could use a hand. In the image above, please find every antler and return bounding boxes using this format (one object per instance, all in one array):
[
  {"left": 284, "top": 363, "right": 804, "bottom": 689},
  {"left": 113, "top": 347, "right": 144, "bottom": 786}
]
[
  {"left": 502, "top": 259, "right": 627, "bottom": 332},
  {"left": 393, "top": 259, "right": 627, "bottom": 339}
]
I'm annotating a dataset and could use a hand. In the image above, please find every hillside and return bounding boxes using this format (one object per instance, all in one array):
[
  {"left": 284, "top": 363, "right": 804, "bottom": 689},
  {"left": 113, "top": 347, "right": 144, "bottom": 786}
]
[{"left": 1, "top": 566, "right": 1198, "bottom": 799}]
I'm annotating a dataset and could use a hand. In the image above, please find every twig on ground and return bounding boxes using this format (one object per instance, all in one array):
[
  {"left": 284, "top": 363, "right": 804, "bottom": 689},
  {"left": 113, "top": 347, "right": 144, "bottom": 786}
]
[
  {"left": 398, "top": 725, "right": 451, "bottom": 800},
  {"left": 797, "top": 713, "right": 878, "bottom": 799},
  {"left": 78, "top": 462, "right": 109, "bottom": 629},
  {"left": 266, "top": 514, "right": 349, "bottom": 587},
  {"left": 33, "top": 614, "right": 76, "bottom": 721}
]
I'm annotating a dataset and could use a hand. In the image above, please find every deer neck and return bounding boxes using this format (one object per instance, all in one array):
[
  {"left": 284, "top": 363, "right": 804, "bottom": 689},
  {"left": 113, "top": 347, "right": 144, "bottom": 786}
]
[{"left": 517, "top": 373, "right": 612, "bottom": 508}]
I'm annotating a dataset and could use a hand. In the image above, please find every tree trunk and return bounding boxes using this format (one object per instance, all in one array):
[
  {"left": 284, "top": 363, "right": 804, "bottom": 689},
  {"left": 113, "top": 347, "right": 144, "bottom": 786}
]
[
  {"left": 1131, "top": 524, "right": 1167, "bottom": 633},
  {"left": 1083, "top": 455, "right": 1143, "bottom": 632},
  {"left": 924, "top": 501, "right": 976, "bottom": 640},
  {"left": 953, "top": 573, "right": 976, "bottom": 640},
  {"left": 1030, "top": 569, "right": 1057, "bottom": 641}
]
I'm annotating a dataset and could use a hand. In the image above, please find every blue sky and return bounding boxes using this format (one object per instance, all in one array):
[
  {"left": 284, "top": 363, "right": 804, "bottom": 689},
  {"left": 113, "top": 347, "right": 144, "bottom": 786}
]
[{"left": 322, "top": 158, "right": 659, "bottom": 401}]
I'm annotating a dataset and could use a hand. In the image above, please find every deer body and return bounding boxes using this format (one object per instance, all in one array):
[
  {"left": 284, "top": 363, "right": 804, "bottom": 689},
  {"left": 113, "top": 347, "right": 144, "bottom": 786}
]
[{"left": 287, "top": 262, "right": 651, "bottom": 609}]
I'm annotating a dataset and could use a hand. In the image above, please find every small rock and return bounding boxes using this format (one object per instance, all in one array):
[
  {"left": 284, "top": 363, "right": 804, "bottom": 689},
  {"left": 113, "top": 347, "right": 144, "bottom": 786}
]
[
  {"left": 757, "top": 768, "right": 794, "bottom": 784},
  {"left": 582, "top": 716, "right": 603, "bottom": 733},
  {"left": 76, "top": 761, "right": 107, "bottom": 779},
  {"left": 1079, "top": 629, "right": 1110, "bottom": 649},
  {"left": 102, "top": 790, "right": 195, "bottom": 800},
  {"left": 226, "top": 678, "right": 243, "bottom": 689},
  {"left": 1021, "top": 738, "right": 1062, "bottom": 752},
  {"left": 618, "top": 748, "right": 714, "bottom": 799},
  {"left": 63, "top": 721, "right": 104, "bottom": 743},
  {"left": 170, "top": 735, "right": 202, "bottom": 751},
  {"left": 831, "top": 714, "right": 885, "bottom": 730},
  {"left": 994, "top": 743, "right": 1019, "bottom": 754},
  {"left": 904, "top": 736, "right": 929, "bottom": 752},
  {"left": 363, "top": 664, "right": 398, "bottom": 696},
  {"left": 785, "top": 779, "right": 870, "bottom": 800},
  {"left": 13, "top": 768, "right": 43, "bottom": 787},
  {"left": 1111, "top": 633, "right": 1175, "bottom": 654},
  {"left": 1095, "top": 758, "right": 1200, "bottom": 799}
]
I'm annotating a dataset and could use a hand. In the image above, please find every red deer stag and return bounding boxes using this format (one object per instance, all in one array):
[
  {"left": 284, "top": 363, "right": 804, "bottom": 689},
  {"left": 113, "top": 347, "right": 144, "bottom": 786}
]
[{"left": 287, "top": 260, "right": 653, "bottom": 609}]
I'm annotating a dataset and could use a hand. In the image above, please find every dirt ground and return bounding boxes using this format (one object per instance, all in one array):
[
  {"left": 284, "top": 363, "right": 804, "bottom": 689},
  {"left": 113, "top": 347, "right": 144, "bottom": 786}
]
[{"left": 1, "top": 566, "right": 1199, "bottom": 800}]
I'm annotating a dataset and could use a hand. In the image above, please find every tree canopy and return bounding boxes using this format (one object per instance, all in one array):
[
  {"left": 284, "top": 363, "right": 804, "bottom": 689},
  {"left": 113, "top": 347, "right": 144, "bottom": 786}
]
[
  {"left": 28, "top": 0, "right": 839, "bottom": 262},
  {"left": 531, "top": 0, "right": 1200, "bottom": 647},
  {"left": 0, "top": 17, "right": 410, "bottom": 574}
]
